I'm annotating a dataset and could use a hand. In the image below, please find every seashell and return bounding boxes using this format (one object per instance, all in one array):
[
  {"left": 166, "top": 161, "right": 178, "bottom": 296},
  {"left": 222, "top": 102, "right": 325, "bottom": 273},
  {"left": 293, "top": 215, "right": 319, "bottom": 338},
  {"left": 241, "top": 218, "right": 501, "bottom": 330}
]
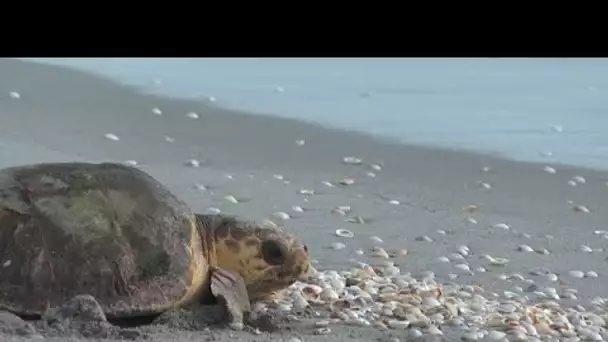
[
  {"left": 543, "top": 166, "right": 557, "bottom": 174},
  {"left": 298, "top": 189, "right": 315, "bottom": 195},
  {"left": 573, "top": 204, "right": 590, "bottom": 213},
  {"left": 9, "top": 91, "right": 20, "bottom": 99},
  {"left": 366, "top": 172, "right": 376, "bottom": 178},
  {"left": 104, "top": 133, "right": 120, "bottom": 141},
  {"left": 479, "top": 182, "right": 492, "bottom": 190},
  {"left": 186, "top": 112, "right": 199, "bottom": 119},
  {"left": 3, "top": 260, "right": 11, "bottom": 268},
  {"left": 387, "top": 319, "right": 410, "bottom": 330},
  {"left": 346, "top": 216, "right": 366, "bottom": 224},
  {"left": 186, "top": 159, "right": 200, "bottom": 167},
  {"left": 224, "top": 195, "right": 239, "bottom": 204},
  {"left": 272, "top": 174, "right": 284, "bottom": 180},
  {"left": 291, "top": 206, "right": 304, "bottom": 213},
  {"left": 388, "top": 248, "right": 408, "bottom": 257},
  {"left": 437, "top": 256, "right": 450, "bottom": 263},
  {"left": 339, "top": 178, "right": 355, "bottom": 186},
  {"left": 572, "top": 175, "right": 586, "bottom": 184},
  {"left": 151, "top": 108, "right": 162, "bottom": 115},
  {"left": 415, "top": 235, "right": 433, "bottom": 242},
  {"left": 369, "top": 236, "right": 383, "bottom": 244},
  {"left": 387, "top": 199, "right": 400, "bottom": 205},
  {"left": 204, "top": 207, "right": 221, "bottom": 215},
  {"left": 493, "top": 223, "right": 510, "bottom": 230},
  {"left": 164, "top": 136, "right": 175, "bottom": 143},
  {"left": 369, "top": 247, "right": 389, "bottom": 259},
  {"left": 354, "top": 249, "right": 364, "bottom": 256},
  {"left": 295, "top": 139, "right": 305, "bottom": 146},
  {"left": 488, "top": 256, "right": 510, "bottom": 266},
  {"left": 454, "top": 264, "right": 471, "bottom": 272},
  {"left": 335, "top": 229, "right": 355, "bottom": 238},
  {"left": 466, "top": 217, "right": 478, "bottom": 224},
  {"left": 370, "top": 163, "right": 382, "bottom": 171},
  {"left": 463, "top": 204, "right": 481, "bottom": 213},
  {"left": 343, "top": 157, "right": 363, "bottom": 165},
  {"left": 335, "top": 205, "right": 352, "bottom": 213},
  {"left": 518, "top": 245, "right": 534, "bottom": 252},
  {"left": 314, "top": 327, "right": 331, "bottom": 335},
  {"left": 567, "top": 180, "right": 577, "bottom": 186},
  {"left": 580, "top": 245, "right": 593, "bottom": 253},
  {"left": 273, "top": 212, "right": 290, "bottom": 220},
  {"left": 322, "top": 181, "right": 335, "bottom": 188},
  {"left": 568, "top": 270, "right": 585, "bottom": 279},
  {"left": 535, "top": 248, "right": 550, "bottom": 255},
  {"left": 586, "top": 270, "right": 598, "bottom": 278},
  {"left": 328, "top": 242, "right": 346, "bottom": 250}
]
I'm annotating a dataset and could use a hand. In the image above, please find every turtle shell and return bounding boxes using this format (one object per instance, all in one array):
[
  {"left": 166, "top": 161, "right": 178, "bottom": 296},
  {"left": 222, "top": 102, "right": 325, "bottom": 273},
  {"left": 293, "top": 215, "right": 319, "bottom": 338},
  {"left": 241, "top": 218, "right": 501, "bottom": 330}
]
[{"left": 0, "top": 162, "right": 208, "bottom": 319}]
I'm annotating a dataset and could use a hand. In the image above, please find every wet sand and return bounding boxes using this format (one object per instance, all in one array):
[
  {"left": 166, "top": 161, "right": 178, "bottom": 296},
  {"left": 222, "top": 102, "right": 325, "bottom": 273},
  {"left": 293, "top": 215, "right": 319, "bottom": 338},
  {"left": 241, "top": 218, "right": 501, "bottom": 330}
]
[{"left": 1, "top": 58, "right": 607, "bottom": 341}]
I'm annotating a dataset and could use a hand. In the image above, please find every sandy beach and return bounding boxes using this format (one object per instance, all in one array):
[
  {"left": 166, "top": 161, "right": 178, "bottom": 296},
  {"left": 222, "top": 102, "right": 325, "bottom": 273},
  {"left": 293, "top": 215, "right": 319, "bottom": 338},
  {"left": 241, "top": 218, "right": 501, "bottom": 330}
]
[{"left": 1, "top": 58, "right": 608, "bottom": 342}]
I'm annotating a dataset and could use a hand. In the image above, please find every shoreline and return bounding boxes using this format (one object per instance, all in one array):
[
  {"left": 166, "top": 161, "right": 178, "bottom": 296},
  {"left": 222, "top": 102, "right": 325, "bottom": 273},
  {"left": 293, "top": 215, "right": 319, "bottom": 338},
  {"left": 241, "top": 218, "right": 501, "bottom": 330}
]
[
  {"left": 1, "top": 58, "right": 608, "bottom": 341},
  {"left": 18, "top": 58, "right": 608, "bottom": 173}
]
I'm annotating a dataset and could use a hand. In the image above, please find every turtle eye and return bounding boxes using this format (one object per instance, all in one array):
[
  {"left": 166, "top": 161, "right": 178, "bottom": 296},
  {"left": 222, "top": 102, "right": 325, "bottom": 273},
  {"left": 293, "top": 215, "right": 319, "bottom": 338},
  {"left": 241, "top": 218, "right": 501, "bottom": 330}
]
[{"left": 261, "top": 240, "right": 285, "bottom": 265}]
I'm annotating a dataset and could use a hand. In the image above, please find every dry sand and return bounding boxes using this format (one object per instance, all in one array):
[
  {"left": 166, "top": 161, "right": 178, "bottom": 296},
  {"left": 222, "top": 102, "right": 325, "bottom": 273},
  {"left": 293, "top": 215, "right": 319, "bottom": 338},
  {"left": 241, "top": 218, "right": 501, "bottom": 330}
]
[{"left": 0, "top": 58, "right": 607, "bottom": 341}]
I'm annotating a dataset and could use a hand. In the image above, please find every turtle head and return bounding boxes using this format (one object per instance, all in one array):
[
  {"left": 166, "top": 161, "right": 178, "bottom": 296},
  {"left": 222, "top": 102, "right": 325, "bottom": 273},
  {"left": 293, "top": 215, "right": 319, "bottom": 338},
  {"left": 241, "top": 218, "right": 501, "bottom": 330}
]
[{"left": 198, "top": 214, "right": 312, "bottom": 302}]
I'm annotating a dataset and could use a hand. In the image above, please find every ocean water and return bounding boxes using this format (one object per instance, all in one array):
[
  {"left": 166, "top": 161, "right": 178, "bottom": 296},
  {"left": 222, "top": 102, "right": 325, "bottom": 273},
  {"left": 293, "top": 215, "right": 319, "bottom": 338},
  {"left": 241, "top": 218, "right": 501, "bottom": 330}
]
[{"left": 21, "top": 58, "right": 608, "bottom": 170}]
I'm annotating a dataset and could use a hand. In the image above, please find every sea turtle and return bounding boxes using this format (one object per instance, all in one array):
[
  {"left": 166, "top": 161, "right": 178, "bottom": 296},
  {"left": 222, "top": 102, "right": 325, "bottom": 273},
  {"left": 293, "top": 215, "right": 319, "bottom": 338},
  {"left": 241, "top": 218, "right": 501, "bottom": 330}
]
[{"left": 0, "top": 161, "right": 312, "bottom": 333}]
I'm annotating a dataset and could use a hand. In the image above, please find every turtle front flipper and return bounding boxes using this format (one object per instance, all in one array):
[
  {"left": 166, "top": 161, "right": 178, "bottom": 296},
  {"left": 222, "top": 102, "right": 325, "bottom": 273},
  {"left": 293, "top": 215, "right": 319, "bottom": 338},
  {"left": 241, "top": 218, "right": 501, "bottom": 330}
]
[{"left": 209, "top": 267, "right": 251, "bottom": 330}]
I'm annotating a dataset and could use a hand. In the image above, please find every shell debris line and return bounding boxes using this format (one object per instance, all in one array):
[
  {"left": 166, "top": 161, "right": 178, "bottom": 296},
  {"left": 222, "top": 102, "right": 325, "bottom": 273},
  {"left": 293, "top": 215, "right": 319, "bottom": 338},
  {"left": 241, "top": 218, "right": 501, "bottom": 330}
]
[{"left": 255, "top": 255, "right": 608, "bottom": 341}]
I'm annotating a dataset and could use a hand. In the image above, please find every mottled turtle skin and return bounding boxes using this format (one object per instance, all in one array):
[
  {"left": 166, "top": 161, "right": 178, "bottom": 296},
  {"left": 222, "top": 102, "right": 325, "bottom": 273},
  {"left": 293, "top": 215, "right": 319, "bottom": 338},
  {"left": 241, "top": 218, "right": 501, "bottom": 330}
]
[{"left": 0, "top": 162, "right": 311, "bottom": 320}]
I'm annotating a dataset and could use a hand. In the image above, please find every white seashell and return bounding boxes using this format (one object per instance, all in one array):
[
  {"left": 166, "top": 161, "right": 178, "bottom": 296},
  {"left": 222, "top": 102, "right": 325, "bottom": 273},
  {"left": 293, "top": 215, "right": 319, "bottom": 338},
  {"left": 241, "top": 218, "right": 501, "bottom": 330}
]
[
  {"left": 292, "top": 206, "right": 304, "bottom": 213},
  {"left": 343, "top": 157, "right": 363, "bottom": 165},
  {"left": 314, "top": 327, "right": 331, "bottom": 335},
  {"left": 322, "top": 181, "right": 335, "bottom": 188},
  {"left": 204, "top": 207, "right": 221, "bottom": 215},
  {"left": 329, "top": 242, "right": 346, "bottom": 250},
  {"left": 335, "top": 205, "right": 351, "bottom": 213},
  {"left": 273, "top": 174, "right": 284, "bottom": 180},
  {"left": 355, "top": 249, "right": 364, "bottom": 256},
  {"left": 370, "top": 163, "right": 382, "bottom": 171},
  {"left": 295, "top": 139, "right": 305, "bottom": 146},
  {"left": 580, "top": 245, "right": 593, "bottom": 253},
  {"left": 298, "top": 189, "right": 315, "bottom": 195},
  {"left": 273, "top": 212, "right": 290, "bottom": 220},
  {"left": 436, "top": 229, "right": 447, "bottom": 235},
  {"left": 152, "top": 108, "right": 162, "bottom": 115},
  {"left": 104, "top": 133, "right": 120, "bottom": 141},
  {"left": 3, "top": 260, "right": 11, "bottom": 267},
  {"left": 387, "top": 199, "right": 400, "bottom": 205},
  {"left": 387, "top": 319, "right": 410, "bottom": 329},
  {"left": 448, "top": 273, "right": 458, "bottom": 280},
  {"left": 9, "top": 91, "right": 20, "bottom": 99},
  {"left": 586, "top": 271, "right": 599, "bottom": 278},
  {"left": 552, "top": 124, "right": 563, "bottom": 133},
  {"left": 124, "top": 160, "right": 138, "bottom": 166},
  {"left": 224, "top": 195, "right": 239, "bottom": 204},
  {"left": 454, "top": 264, "right": 471, "bottom": 272},
  {"left": 437, "top": 256, "right": 450, "bottom": 263},
  {"left": 486, "top": 330, "right": 507, "bottom": 340},
  {"left": 573, "top": 204, "right": 590, "bottom": 213},
  {"left": 573, "top": 175, "right": 586, "bottom": 184},
  {"left": 488, "top": 256, "right": 510, "bottom": 266},
  {"left": 186, "top": 159, "right": 200, "bottom": 167},
  {"left": 568, "top": 270, "right": 585, "bottom": 278},
  {"left": 567, "top": 180, "right": 577, "bottom": 186},
  {"left": 479, "top": 182, "right": 492, "bottom": 190},
  {"left": 518, "top": 245, "right": 534, "bottom": 252},
  {"left": 481, "top": 166, "right": 491, "bottom": 172},
  {"left": 466, "top": 217, "right": 478, "bottom": 225},
  {"left": 369, "top": 247, "right": 389, "bottom": 259},
  {"left": 493, "top": 223, "right": 510, "bottom": 230},
  {"left": 339, "top": 178, "right": 355, "bottom": 186},
  {"left": 366, "top": 172, "right": 376, "bottom": 178},
  {"left": 369, "top": 236, "right": 383, "bottom": 244},
  {"left": 335, "top": 229, "right": 355, "bottom": 238},
  {"left": 543, "top": 166, "right": 557, "bottom": 174},
  {"left": 594, "top": 230, "right": 608, "bottom": 235},
  {"left": 164, "top": 136, "right": 175, "bottom": 142},
  {"left": 186, "top": 112, "right": 199, "bottom": 119}
]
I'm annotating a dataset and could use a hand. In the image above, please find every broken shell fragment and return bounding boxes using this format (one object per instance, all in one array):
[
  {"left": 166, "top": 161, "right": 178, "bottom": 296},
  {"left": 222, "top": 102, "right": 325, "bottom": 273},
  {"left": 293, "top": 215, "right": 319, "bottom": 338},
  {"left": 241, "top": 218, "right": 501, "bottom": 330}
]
[
  {"left": 343, "top": 157, "right": 363, "bottom": 165},
  {"left": 339, "top": 178, "right": 355, "bottom": 186},
  {"left": 273, "top": 212, "right": 291, "bottom": 220}
]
